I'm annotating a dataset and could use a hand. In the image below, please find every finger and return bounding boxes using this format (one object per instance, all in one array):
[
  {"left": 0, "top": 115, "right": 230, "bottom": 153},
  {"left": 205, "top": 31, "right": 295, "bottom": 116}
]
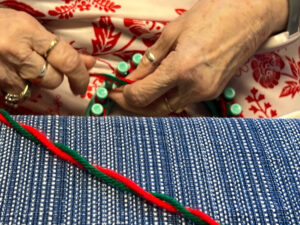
[
  {"left": 80, "top": 54, "right": 96, "bottom": 70},
  {"left": 33, "top": 64, "right": 64, "bottom": 89},
  {"left": 32, "top": 36, "right": 89, "bottom": 95},
  {"left": 0, "top": 65, "right": 27, "bottom": 95},
  {"left": 122, "top": 52, "right": 178, "bottom": 108},
  {"left": 109, "top": 91, "right": 171, "bottom": 116},
  {"left": 47, "top": 40, "right": 89, "bottom": 95},
  {"left": 127, "top": 23, "right": 180, "bottom": 81},
  {"left": 15, "top": 51, "right": 64, "bottom": 89},
  {"left": 17, "top": 50, "right": 45, "bottom": 80}
]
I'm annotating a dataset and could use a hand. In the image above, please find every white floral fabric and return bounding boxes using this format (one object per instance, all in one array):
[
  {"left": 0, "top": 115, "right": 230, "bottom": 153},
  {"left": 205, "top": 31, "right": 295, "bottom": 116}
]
[{"left": 0, "top": 0, "right": 299, "bottom": 118}]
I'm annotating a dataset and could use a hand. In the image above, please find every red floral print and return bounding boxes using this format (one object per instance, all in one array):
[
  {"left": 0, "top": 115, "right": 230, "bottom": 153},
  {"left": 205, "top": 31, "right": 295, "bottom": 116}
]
[
  {"left": 78, "top": 1, "right": 91, "bottom": 11},
  {"left": 92, "top": 16, "right": 121, "bottom": 55},
  {"left": 47, "top": 95, "right": 63, "bottom": 115},
  {"left": 48, "top": 0, "right": 121, "bottom": 19},
  {"left": 124, "top": 18, "right": 167, "bottom": 47},
  {"left": 246, "top": 87, "right": 277, "bottom": 118},
  {"left": 280, "top": 80, "right": 300, "bottom": 98},
  {"left": 29, "top": 93, "right": 42, "bottom": 103},
  {"left": 279, "top": 47, "right": 300, "bottom": 98},
  {"left": 95, "top": 58, "right": 115, "bottom": 71},
  {"left": 251, "top": 47, "right": 300, "bottom": 99},
  {"left": 251, "top": 52, "right": 285, "bottom": 88},
  {"left": 0, "top": 0, "right": 45, "bottom": 17},
  {"left": 91, "top": 17, "right": 144, "bottom": 62}
]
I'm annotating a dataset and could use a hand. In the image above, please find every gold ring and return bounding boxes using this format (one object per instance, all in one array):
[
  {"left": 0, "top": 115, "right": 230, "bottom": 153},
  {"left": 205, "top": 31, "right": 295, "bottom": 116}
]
[
  {"left": 145, "top": 49, "right": 156, "bottom": 63},
  {"left": 164, "top": 97, "right": 174, "bottom": 113},
  {"left": 44, "top": 38, "right": 59, "bottom": 58},
  {"left": 4, "top": 84, "right": 31, "bottom": 108},
  {"left": 145, "top": 49, "right": 159, "bottom": 66},
  {"left": 31, "top": 62, "right": 48, "bottom": 84}
]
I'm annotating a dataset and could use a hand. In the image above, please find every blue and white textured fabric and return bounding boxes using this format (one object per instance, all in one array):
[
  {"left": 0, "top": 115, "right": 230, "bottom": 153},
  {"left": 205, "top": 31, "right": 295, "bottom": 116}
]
[{"left": 0, "top": 116, "right": 299, "bottom": 225}]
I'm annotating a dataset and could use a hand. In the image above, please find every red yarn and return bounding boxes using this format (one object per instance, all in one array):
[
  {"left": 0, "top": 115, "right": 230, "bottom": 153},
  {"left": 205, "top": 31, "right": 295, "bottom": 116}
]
[
  {"left": 117, "top": 77, "right": 134, "bottom": 84},
  {"left": 0, "top": 114, "right": 219, "bottom": 224},
  {"left": 94, "top": 165, "right": 218, "bottom": 224},
  {"left": 219, "top": 97, "right": 227, "bottom": 117},
  {"left": 93, "top": 165, "right": 177, "bottom": 212},
  {"left": 0, "top": 114, "right": 10, "bottom": 126},
  {"left": 187, "top": 208, "right": 219, "bottom": 225},
  {"left": 23, "top": 124, "right": 82, "bottom": 167},
  {"left": 0, "top": 114, "right": 81, "bottom": 167}
]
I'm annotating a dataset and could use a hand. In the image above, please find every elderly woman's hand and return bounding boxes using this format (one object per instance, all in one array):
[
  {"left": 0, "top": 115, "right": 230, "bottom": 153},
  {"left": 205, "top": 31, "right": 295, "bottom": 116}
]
[
  {"left": 0, "top": 8, "right": 95, "bottom": 104},
  {"left": 110, "top": 0, "right": 288, "bottom": 116}
]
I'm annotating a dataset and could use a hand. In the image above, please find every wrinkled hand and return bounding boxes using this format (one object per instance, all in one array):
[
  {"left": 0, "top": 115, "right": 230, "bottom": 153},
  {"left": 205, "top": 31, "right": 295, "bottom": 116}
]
[
  {"left": 110, "top": 0, "right": 288, "bottom": 116},
  {"left": 0, "top": 8, "right": 95, "bottom": 98}
]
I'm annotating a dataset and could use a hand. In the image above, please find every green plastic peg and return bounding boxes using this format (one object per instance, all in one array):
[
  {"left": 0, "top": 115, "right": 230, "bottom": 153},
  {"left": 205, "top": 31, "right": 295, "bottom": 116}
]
[
  {"left": 91, "top": 103, "right": 104, "bottom": 116},
  {"left": 230, "top": 103, "right": 242, "bottom": 116},
  {"left": 96, "top": 87, "right": 108, "bottom": 103},
  {"left": 132, "top": 53, "right": 143, "bottom": 66},
  {"left": 117, "top": 61, "right": 129, "bottom": 76},
  {"left": 223, "top": 87, "right": 236, "bottom": 101}
]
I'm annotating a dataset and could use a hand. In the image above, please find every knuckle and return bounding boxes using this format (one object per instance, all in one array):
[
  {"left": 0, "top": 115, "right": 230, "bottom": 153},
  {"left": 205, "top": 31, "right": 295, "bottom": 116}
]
[
  {"left": 124, "top": 86, "right": 149, "bottom": 107},
  {"left": 0, "top": 43, "right": 31, "bottom": 64},
  {"left": 62, "top": 51, "right": 81, "bottom": 74},
  {"left": 14, "top": 49, "right": 32, "bottom": 63}
]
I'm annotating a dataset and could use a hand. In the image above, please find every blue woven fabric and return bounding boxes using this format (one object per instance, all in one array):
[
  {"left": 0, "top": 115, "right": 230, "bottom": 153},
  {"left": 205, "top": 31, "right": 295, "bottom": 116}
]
[{"left": 0, "top": 116, "right": 299, "bottom": 225}]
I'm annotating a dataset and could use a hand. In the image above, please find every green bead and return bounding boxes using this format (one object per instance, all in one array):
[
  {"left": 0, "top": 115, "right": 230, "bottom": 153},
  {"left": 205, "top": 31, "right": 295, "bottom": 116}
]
[
  {"left": 91, "top": 103, "right": 103, "bottom": 116},
  {"left": 230, "top": 103, "right": 242, "bottom": 116},
  {"left": 117, "top": 61, "right": 129, "bottom": 76},
  {"left": 223, "top": 87, "right": 236, "bottom": 101},
  {"left": 132, "top": 53, "right": 143, "bottom": 66},
  {"left": 96, "top": 87, "right": 108, "bottom": 101}
]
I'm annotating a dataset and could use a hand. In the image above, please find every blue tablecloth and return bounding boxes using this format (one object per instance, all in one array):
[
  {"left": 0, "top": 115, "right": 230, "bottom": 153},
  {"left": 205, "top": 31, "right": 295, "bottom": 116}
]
[{"left": 0, "top": 116, "right": 299, "bottom": 224}]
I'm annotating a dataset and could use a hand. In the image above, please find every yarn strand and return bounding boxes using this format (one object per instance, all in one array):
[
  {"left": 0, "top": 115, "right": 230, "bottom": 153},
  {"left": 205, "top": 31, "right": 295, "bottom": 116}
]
[{"left": 0, "top": 109, "right": 219, "bottom": 225}]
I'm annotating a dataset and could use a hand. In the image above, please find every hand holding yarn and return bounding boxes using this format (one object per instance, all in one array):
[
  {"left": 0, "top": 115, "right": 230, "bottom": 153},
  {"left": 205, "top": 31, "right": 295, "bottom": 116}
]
[
  {"left": 0, "top": 8, "right": 95, "bottom": 107},
  {"left": 109, "top": 0, "right": 288, "bottom": 116}
]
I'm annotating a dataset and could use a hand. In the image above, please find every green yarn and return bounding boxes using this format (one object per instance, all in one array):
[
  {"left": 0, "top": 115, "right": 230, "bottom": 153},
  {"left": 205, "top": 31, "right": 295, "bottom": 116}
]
[
  {"left": 54, "top": 143, "right": 131, "bottom": 192},
  {"left": 0, "top": 109, "right": 129, "bottom": 191},
  {"left": 96, "top": 73, "right": 129, "bottom": 85},
  {"left": 0, "top": 109, "right": 208, "bottom": 225},
  {"left": 203, "top": 101, "right": 219, "bottom": 117},
  {"left": 152, "top": 192, "right": 207, "bottom": 225},
  {"left": 0, "top": 109, "right": 37, "bottom": 143}
]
